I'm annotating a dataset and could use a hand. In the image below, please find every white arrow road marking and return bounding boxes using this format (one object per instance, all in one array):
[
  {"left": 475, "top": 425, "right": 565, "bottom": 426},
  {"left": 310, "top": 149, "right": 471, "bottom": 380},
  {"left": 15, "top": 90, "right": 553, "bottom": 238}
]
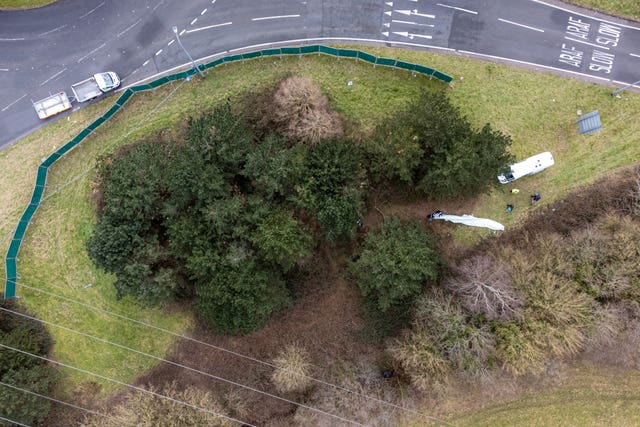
[
  {"left": 382, "top": 31, "right": 389, "bottom": 37},
  {"left": 392, "top": 31, "right": 432, "bottom": 39},
  {"left": 392, "top": 19, "right": 434, "bottom": 27}
]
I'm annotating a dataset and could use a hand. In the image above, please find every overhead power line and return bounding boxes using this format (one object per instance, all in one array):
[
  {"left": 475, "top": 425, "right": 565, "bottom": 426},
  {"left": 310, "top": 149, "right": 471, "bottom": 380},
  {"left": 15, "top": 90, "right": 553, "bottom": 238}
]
[
  {"left": 0, "top": 343, "right": 253, "bottom": 427},
  {"left": 0, "top": 306, "right": 367, "bottom": 427},
  {"left": 0, "top": 381, "right": 135, "bottom": 426},
  {"left": 0, "top": 415, "right": 31, "bottom": 427},
  {"left": 17, "top": 282, "right": 455, "bottom": 426}
]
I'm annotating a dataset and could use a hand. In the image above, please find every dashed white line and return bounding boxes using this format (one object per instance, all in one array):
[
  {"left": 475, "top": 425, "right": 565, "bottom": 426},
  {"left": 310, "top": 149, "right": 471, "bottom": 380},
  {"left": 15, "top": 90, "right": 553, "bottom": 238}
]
[
  {"left": 167, "top": 39, "right": 175, "bottom": 46},
  {"left": 498, "top": 18, "right": 544, "bottom": 33},
  {"left": 630, "top": 53, "right": 640, "bottom": 58},
  {"left": 155, "top": 49, "right": 163, "bottom": 56},
  {"left": 152, "top": 1, "right": 163, "bottom": 11},
  {"left": 117, "top": 18, "right": 142, "bottom": 37},
  {"left": 38, "top": 24, "right": 67, "bottom": 37},
  {"left": 564, "top": 36, "right": 609, "bottom": 50},
  {"left": 142, "top": 60, "right": 150, "bottom": 67},
  {"left": 201, "top": 8, "right": 207, "bottom": 15},
  {"left": 186, "top": 21, "right": 233, "bottom": 34},
  {"left": 40, "top": 68, "right": 67, "bottom": 86},
  {"left": 436, "top": 3, "right": 477, "bottom": 14},
  {"left": 252, "top": 14, "right": 300, "bottom": 21},
  {"left": 0, "top": 38, "right": 25, "bottom": 41},
  {"left": 190, "top": 18, "right": 198, "bottom": 25},
  {"left": 179, "top": 29, "right": 186, "bottom": 36},
  {"left": 1, "top": 94, "right": 26, "bottom": 112},
  {"left": 77, "top": 43, "right": 106, "bottom": 63},
  {"left": 78, "top": 1, "right": 105, "bottom": 20},
  {"left": 0, "top": 68, "right": 9, "bottom": 71}
]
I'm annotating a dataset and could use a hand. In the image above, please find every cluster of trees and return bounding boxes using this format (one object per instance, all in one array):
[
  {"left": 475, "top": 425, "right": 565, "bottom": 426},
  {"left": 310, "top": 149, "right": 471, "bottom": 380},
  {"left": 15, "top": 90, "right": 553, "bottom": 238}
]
[
  {"left": 389, "top": 209, "right": 640, "bottom": 388},
  {"left": 0, "top": 300, "right": 59, "bottom": 425},
  {"left": 87, "top": 78, "right": 514, "bottom": 335}
]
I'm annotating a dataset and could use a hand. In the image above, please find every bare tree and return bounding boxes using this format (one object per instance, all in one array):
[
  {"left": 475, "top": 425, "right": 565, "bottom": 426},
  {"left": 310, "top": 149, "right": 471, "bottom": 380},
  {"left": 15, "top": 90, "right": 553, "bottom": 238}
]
[{"left": 445, "top": 254, "right": 522, "bottom": 321}]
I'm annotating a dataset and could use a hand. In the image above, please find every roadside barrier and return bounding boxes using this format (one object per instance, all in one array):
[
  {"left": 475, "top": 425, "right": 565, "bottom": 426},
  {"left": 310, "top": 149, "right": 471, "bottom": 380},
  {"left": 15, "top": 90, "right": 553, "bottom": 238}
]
[{"left": 3, "top": 44, "right": 452, "bottom": 298}]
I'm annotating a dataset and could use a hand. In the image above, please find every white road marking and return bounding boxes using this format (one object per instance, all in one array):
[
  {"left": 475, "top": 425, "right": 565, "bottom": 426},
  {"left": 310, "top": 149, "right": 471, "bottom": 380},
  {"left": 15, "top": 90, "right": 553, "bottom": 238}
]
[
  {"left": 117, "top": 18, "right": 142, "bottom": 38},
  {"left": 167, "top": 39, "right": 175, "bottom": 46},
  {"left": 530, "top": 0, "right": 640, "bottom": 31},
  {"left": 78, "top": 1, "right": 105, "bottom": 20},
  {"left": 38, "top": 24, "right": 67, "bottom": 37},
  {"left": 0, "top": 68, "right": 9, "bottom": 71},
  {"left": 77, "top": 43, "right": 106, "bottom": 62},
  {"left": 190, "top": 18, "right": 198, "bottom": 25},
  {"left": 393, "top": 31, "right": 432, "bottom": 39},
  {"left": 252, "top": 14, "right": 300, "bottom": 21},
  {"left": 564, "top": 36, "right": 609, "bottom": 50},
  {"left": 394, "top": 10, "right": 435, "bottom": 18},
  {"left": 630, "top": 53, "right": 640, "bottom": 58},
  {"left": 0, "top": 38, "right": 25, "bottom": 41},
  {"left": 211, "top": 0, "right": 216, "bottom": 3},
  {"left": 185, "top": 22, "right": 232, "bottom": 34},
  {"left": 498, "top": 18, "right": 544, "bottom": 33},
  {"left": 201, "top": 8, "right": 207, "bottom": 15},
  {"left": 458, "top": 49, "right": 611, "bottom": 81},
  {"left": 155, "top": 49, "right": 163, "bottom": 56},
  {"left": 1, "top": 94, "right": 26, "bottom": 112},
  {"left": 436, "top": 3, "right": 477, "bottom": 14},
  {"left": 40, "top": 68, "right": 67, "bottom": 86},
  {"left": 392, "top": 19, "right": 434, "bottom": 27},
  {"left": 142, "top": 60, "right": 150, "bottom": 66},
  {"left": 179, "top": 29, "right": 186, "bottom": 36},
  {"left": 152, "top": 1, "right": 163, "bottom": 11}
]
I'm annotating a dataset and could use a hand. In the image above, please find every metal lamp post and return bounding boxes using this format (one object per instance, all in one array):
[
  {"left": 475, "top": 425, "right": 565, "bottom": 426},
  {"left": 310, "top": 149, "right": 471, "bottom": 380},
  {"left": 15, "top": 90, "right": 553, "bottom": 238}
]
[{"left": 172, "top": 26, "right": 204, "bottom": 79}]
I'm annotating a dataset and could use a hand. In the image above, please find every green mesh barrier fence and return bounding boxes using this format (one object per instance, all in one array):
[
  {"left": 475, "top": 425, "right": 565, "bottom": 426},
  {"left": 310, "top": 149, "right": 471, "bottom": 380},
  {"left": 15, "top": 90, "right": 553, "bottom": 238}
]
[{"left": 3, "top": 44, "right": 452, "bottom": 298}]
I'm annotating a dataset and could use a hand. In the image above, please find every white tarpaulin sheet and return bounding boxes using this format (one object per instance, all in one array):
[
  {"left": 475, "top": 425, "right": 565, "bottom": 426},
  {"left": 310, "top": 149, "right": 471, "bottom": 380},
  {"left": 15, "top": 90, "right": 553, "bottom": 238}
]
[{"left": 434, "top": 214, "right": 504, "bottom": 231}]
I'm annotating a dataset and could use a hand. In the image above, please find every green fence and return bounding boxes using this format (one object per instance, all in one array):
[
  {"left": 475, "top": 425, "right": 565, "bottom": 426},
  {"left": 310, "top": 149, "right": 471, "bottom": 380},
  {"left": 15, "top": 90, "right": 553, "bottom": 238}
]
[{"left": 3, "top": 44, "right": 452, "bottom": 299}]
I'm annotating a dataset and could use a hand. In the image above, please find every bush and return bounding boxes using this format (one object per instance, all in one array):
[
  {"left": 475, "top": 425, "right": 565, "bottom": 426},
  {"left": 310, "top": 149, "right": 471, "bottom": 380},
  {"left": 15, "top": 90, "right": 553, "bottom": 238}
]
[
  {"left": 366, "top": 89, "right": 513, "bottom": 198},
  {"left": 83, "top": 381, "right": 231, "bottom": 427},
  {"left": 195, "top": 260, "right": 290, "bottom": 335},
  {"left": 444, "top": 254, "right": 522, "bottom": 321},
  {"left": 351, "top": 217, "right": 440, "bottom": 313},
  {"left": 253, "top": 76, "right": 344, "bottom": 145},
  {"left": 271, "top": 344, "right": 314, "bottom": 394}
]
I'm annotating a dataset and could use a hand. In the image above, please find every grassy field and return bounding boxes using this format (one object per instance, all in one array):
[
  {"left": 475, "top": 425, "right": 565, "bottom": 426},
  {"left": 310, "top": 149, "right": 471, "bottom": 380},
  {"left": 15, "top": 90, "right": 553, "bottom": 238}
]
[
  {"left": 0, "top": 0, "right": 55, "bottom": 9},
  {"left": 1, "top": 46, "right": 639, "bottom": 406},
  {"left": 565, "top": 0, "right": 640, "bottom": 22},
  {"left": 448, "top": 364, "right": 640, "bottom": 426}
]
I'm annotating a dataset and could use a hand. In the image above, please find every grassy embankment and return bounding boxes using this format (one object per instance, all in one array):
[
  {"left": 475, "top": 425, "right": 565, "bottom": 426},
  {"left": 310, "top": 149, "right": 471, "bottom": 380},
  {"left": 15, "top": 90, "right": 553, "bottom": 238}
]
[
  {"left": 565, "top": 0, "right": 640, "bottom": 22},
  {"left": 0, "top": 46, "right": 639, "bottom": 406},
  {"left": 0, "top": 0, "right": 55, "bottom": 9}
]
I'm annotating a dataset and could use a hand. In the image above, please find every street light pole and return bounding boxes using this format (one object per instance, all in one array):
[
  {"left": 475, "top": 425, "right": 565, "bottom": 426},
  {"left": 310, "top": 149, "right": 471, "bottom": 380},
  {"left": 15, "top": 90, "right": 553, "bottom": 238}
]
[{"left": 172, "top": 26, "right": 204, "bottom": 79}]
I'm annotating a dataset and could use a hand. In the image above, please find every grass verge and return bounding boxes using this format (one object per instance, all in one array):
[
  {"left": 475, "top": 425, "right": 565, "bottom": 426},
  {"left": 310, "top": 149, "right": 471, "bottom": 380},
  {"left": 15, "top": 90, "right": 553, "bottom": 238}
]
[
  {"left": 0, "top": 46, "right": 639, "bottom": 400},
  {"left": 564, "top": 0, "right": 640, "bottom": 22},
  {"left": 0, "top": 0, "right": 56, "bottom": 9}
]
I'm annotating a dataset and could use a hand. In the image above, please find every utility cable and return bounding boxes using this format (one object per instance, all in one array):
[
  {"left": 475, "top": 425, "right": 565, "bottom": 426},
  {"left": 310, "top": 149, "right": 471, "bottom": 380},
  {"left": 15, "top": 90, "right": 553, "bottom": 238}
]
[
  {"left": 0, "top": 381, "right": 134, "bottom": 427},
  {"left": 0, "top": 415, "right": 31, "bottom": 427},
  {"left": 0, "top": 343, "right": 253, "bottom": 427},
  {"left": 0, "top": 306, "right": 367, "bottom": 427},
  {"left": 16, "top": 281, "right": 456, "bottom": 426}
]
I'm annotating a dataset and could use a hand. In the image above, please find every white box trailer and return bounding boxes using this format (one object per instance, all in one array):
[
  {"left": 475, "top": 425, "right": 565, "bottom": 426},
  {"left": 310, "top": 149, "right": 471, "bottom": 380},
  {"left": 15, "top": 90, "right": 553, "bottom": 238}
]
[
  {"left": 497, "top": 151, "right": 555, "bottom": 184},
  {"left": 32, "top": 92, "right": 72, "bottom": 120}
]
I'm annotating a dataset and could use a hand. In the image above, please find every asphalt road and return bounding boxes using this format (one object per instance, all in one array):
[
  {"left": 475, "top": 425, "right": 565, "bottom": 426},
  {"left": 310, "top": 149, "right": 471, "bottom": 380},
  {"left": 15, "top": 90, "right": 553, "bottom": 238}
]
[{"left": 1, "top": 0, "right": 639, "bottom": 149}]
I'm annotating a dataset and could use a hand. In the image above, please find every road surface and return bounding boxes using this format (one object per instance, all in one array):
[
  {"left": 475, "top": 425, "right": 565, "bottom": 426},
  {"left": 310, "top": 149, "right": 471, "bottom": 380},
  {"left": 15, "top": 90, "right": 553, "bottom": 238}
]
[{"left": 1, "top": 0, "right": 639, "bottom": 148}]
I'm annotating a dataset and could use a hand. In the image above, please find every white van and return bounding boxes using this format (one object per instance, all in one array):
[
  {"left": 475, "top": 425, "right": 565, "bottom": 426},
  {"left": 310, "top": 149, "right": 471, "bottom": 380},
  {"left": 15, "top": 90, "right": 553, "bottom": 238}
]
[{"left": 497, "top": 151, "right": 554, "bottom": 184}]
